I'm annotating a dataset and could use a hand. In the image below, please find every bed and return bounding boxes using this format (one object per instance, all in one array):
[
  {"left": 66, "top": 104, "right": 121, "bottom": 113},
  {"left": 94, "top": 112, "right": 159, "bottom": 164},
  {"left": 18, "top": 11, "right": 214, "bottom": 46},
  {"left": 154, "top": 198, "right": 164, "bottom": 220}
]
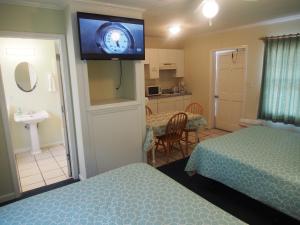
[
  {"left": 0, "top": 163, "right": 244, "bottom": 225},
  {"left": 185, "top": 126, "right": 300, "bottom": 220}
]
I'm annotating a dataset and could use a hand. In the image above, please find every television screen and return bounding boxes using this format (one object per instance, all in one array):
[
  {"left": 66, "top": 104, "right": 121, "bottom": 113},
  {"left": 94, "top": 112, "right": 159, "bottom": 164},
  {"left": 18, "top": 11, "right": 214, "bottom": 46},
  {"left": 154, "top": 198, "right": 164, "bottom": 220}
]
[{"left": 77, "top": 12, "right": 145, "bottom": 60}]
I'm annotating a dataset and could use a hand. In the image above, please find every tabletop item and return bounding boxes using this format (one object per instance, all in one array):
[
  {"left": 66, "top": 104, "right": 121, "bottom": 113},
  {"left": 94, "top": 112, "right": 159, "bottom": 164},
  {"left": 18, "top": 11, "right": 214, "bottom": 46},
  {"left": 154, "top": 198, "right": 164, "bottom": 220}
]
[
  {"left": 186, "top": 126, "right": 300, "bottom": 220},
  {"left": 0, "top": 163, "right": 245, "bottom": 225}
]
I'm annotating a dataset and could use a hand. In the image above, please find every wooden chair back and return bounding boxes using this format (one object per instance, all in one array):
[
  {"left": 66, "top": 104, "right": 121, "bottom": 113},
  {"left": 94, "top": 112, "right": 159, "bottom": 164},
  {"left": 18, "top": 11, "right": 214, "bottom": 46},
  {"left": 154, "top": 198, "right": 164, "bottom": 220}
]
[
  {"left": 145, "top": 106, "right": 153, "bottom": 117},
  {"left": 185, "top": 103, "right": 204, "bottom": 115},
  {"left": 165, "top": 112, "right": 188, "bottom": 142}
]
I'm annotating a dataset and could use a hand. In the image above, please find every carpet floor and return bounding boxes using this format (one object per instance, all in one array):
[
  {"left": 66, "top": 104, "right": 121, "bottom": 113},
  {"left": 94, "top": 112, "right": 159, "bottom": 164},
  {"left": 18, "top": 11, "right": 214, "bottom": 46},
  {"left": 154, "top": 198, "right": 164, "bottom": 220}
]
[
  {"left": 157, "top": 157, "right": 299, "bottom": 225},
  {"left": 0, "top": 178, "right": 78, "bottom": 207}
]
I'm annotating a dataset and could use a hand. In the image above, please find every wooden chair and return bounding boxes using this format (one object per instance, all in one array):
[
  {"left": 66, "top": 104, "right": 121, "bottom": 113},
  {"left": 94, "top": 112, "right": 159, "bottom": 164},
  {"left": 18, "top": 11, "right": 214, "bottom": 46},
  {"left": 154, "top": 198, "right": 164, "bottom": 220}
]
[
  {"left": 155, "top": 112, "right": 188, "bottom": 162},
  {"left": 184, "top": 103, "right": 204, "bottom": 153},
  {"left": 185, "top": 102, "right": 203, "bottom": 115},
  {"left": 145, "top": 106, "right": 153, "bottom": 117}
]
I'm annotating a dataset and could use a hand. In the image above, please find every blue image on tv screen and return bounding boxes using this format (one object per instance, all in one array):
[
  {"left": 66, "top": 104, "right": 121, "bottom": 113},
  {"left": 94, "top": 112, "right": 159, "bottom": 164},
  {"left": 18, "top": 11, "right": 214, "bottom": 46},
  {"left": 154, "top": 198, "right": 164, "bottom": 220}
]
[{"left": 78, "top": 17, "right": 144, "bottom": 59}]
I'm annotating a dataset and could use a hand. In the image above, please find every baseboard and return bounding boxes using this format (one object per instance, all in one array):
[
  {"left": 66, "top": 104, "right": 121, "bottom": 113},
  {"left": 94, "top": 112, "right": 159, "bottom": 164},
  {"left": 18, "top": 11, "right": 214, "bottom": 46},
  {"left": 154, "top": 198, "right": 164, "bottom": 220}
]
[
  {"left": 78, "top": 174, "right": 86, "bottom": 181},
  {"left": 0, "top": 192, "right": 17, "bottom": 203},
  {"left": 14, "top": 141, "right": 64, "bottom": 154}
]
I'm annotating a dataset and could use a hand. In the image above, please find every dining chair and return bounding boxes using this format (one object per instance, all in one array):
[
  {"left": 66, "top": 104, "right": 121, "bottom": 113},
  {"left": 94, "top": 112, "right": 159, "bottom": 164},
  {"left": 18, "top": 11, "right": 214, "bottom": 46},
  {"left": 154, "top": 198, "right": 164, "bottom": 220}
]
[
  {"left": 185, "top": 102, "right": 204, "bottom": 115},
  {"left": 145, "top": 105, "right": 153, "bottom": 117},
  {"left": 183, "top": 103, "right": 204, "bottom": 152},
  {"left": 155, "top": 112, "right": 188, "bottom": 162}
]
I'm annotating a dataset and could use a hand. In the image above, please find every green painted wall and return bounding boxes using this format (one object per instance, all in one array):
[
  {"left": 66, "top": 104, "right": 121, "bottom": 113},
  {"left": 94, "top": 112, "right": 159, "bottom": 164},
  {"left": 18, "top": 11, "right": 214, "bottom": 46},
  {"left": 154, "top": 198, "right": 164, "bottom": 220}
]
[
  {"left": 0, "top": 3, "right": 65, "bottom": 34},
  {"left": 0, "top": 3, "right": 65, "bottom": 201}
]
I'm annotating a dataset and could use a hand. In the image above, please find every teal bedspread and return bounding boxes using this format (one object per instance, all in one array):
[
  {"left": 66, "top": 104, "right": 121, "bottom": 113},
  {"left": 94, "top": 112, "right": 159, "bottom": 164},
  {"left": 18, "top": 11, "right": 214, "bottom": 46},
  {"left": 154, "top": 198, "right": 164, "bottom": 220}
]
[
  {"left": 0, "top": 163, "right": 244, "bottom": 225},
  {"left": 185, "top": 126, "right": 300, "bottom": 220}
]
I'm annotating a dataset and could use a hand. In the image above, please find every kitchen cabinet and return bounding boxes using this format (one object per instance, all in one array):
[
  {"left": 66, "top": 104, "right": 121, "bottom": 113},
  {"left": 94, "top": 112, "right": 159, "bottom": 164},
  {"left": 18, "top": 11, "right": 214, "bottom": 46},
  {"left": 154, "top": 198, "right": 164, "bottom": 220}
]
[
  {"left": 148, "top": 99, "right": 158, "bottom": 113},
  {"left": 175, "top": 98, "right": 184, "bottom": 110},
  {"left": 148, "top": 49, "right": 159, "bottom": 79},
  {"left": 144, "top": 48, "right": 184, "bottom": 79},
  {"left": 143, "top": 48, "right": 150, "bottom": 64},
  {"left": 158, "top": 101, "right": 176, "bottom": 113},
  {"left": 158, "top": 49, "right": 177, "bottom": 66},
  {"left": 157, "top": 96, "right": 184, "bottom": 112},
  {"left": 183, "top": 95, "right": 192, "bottom": 110},
  {"left": 175, "top": 50, "right": 184, "bottom": 77},
  {"left": 147, "top": 95, "right": 191, "bottom": 113}
]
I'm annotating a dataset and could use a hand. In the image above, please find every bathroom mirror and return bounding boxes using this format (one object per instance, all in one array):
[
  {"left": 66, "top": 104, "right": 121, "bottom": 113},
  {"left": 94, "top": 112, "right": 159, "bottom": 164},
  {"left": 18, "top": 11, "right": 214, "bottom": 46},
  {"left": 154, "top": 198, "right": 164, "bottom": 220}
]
[{"left": 15, "top": 62, "right": 37, "bottom": 92}]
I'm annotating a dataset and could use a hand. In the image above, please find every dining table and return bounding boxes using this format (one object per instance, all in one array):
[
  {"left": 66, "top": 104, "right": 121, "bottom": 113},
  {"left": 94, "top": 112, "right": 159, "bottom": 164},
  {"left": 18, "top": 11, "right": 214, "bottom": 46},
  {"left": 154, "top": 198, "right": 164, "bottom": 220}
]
[{"left": 143, "top": 111, "right": 207, "bottom": 164}]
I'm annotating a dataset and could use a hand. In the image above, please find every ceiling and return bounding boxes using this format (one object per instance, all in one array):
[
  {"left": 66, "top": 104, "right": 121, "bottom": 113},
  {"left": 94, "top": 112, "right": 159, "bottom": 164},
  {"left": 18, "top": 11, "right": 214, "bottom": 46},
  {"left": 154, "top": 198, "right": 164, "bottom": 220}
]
[{"left": 2, "top": 0, "right": 300, "bottom": 37}]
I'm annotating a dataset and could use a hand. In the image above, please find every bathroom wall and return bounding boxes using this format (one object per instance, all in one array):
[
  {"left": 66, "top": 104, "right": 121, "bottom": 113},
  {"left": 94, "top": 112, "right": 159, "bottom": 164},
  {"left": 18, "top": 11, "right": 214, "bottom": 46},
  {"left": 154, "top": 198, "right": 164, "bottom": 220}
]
[
  {"left": 0, "top": 38, "right": 64, "bottom": 152},
  {"left": 0, "top": 2, "right": 66, "bottom": 203}
]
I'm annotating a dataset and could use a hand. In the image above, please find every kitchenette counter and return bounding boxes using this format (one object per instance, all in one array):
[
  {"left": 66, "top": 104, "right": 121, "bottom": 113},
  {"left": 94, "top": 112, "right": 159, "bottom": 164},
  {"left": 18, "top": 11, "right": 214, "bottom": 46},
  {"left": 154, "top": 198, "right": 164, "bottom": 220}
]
[
  {"left": 146, "top": 92, "right": 192, "bottom": 100},
  {"left": 146, "top": 93, "right": 192, "bottom": 113}
]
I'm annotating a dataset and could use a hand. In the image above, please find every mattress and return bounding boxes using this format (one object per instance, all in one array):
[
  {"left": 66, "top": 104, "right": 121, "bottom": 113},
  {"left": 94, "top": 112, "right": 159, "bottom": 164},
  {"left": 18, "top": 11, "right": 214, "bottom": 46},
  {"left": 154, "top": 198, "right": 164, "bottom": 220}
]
[
  {"left": 185, "top": 126, "right": 300, "bottom": 220},
  {"left": 0, "top": 163, "right": 244, "bottom": 225}
]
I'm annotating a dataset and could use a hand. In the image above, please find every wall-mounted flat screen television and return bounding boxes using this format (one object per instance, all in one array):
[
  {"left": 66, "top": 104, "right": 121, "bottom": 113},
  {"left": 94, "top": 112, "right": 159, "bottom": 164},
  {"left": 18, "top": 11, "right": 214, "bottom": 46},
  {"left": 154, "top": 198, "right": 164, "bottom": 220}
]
[{"left": 77, "top": 12, "right": 145, "bottom": 60}]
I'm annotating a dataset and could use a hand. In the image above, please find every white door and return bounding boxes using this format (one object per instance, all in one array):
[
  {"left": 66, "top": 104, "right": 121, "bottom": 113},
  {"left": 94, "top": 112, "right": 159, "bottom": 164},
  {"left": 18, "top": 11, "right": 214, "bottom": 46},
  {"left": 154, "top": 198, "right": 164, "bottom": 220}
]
[{"left": 215, "top": 49, "right": 246, "bottom": 131}]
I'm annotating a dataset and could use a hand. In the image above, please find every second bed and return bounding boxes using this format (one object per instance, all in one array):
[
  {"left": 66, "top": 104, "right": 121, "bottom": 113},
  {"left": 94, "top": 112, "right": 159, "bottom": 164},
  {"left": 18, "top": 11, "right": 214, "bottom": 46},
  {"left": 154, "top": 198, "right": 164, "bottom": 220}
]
[{"left": 185, "top": 126, "right": 300, "bottom": 220}]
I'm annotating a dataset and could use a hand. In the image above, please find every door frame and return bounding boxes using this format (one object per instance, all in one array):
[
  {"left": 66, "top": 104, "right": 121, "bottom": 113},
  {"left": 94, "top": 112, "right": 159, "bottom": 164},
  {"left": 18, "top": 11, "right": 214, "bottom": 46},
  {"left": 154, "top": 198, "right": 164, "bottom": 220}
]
[
  {"left": 0, "top": 31, "right": 79, "bottom": 198},
  {"left": 209, "top": 45, "right": 248, "bottom": 129}
]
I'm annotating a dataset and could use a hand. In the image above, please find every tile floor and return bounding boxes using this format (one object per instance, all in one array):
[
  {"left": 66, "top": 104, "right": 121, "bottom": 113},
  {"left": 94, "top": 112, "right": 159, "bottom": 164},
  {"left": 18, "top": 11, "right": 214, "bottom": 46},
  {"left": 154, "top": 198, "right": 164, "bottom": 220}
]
[
  {"left": 15, "top": 145, "right": 70, "bottom": 192},
  {"left": 151, "top": 128, "right": 230, "bottom": 167}
]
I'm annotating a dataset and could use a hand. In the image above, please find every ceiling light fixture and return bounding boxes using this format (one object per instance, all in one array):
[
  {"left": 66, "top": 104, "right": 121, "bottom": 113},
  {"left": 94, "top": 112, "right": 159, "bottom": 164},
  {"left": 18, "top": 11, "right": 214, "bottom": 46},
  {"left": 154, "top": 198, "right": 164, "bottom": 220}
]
[
  {"left": 201, "top": 0, "right": 219, "bottom": 26},
  {"left": 169, "top": 24, "right": 181, "bottom": 36}
]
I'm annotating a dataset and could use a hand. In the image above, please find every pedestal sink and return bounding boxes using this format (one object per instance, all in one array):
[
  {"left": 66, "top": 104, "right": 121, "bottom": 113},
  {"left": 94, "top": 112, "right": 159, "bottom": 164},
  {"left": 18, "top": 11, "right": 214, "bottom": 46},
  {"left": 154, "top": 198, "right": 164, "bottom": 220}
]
[{"left": 14, "top": 110, "right": 49, "bottom": 155}]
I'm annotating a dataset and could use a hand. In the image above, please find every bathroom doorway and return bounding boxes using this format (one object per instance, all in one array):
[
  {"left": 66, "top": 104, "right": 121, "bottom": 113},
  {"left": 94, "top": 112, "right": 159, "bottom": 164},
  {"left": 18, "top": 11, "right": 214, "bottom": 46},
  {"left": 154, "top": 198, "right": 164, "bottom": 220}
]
[{"left": 0, "top": 34, "right": 78, "bottom": 194}]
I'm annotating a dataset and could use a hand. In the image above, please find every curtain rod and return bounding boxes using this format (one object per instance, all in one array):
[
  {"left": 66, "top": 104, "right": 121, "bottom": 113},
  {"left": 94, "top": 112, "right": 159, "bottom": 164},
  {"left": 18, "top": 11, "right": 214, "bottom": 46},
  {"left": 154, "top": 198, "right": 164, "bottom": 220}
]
[{"left": 260, "top": 33, "right": 300, "bottom": 41}]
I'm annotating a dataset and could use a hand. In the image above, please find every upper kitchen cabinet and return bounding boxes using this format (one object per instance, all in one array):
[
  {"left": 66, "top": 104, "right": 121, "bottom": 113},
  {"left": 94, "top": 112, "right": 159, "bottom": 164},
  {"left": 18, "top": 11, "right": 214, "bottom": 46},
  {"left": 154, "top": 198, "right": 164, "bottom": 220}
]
[
  {"left": 174, "top": 50, "right": 184, "bottom": 78},
  {"left": 145, "top": 48, "right": 159, "bottom": 79},
  {"left": 144, "top": 48, "right": 150, "bottom": 64},
  {"left": 144, "top": 48, "right": 184, "bottom": 79},
  {"left": 158, "top": 49, "right": 177, "bottom": 66}
]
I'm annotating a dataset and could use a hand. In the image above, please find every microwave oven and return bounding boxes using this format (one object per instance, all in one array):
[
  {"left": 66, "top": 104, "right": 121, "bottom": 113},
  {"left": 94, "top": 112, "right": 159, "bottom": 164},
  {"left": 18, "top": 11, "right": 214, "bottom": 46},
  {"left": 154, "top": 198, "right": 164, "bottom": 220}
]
[{"left": 146, "top": 86, "right": 161, "bottom": 96}]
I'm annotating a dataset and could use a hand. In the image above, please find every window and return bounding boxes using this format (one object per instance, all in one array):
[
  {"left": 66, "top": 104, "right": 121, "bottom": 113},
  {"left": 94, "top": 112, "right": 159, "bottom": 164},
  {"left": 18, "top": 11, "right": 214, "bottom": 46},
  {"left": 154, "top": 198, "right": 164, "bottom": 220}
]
[{"left": 258, "top": 36, "right": 300, "bottom": 126}]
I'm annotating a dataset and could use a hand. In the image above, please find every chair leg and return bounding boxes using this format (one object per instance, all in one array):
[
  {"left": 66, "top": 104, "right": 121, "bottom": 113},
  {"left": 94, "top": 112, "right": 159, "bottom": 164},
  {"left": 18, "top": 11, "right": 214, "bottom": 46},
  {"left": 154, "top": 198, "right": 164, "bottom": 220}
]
[
  {"left": 195, "top": 131, "right": 200, "bottom": 143},
  {"left": 185, "top": 131, "right": 189, "bottom": 155},
  {"left": 155, "top": 139, "right": 160, "bottom": 152},
  {"left": 178, "top": 141, "right": 185, "bottom": 158},
  {"left": 161, "top": 140, "right": 169, "bottom": 163}
]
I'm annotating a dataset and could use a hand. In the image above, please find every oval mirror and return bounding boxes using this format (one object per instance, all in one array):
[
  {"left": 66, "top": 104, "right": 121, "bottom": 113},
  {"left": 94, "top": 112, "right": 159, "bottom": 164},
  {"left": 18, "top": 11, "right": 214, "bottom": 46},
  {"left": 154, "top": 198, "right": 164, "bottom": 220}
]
[{"left": 15, "top": 62, "right": 37, "bottom": 92}]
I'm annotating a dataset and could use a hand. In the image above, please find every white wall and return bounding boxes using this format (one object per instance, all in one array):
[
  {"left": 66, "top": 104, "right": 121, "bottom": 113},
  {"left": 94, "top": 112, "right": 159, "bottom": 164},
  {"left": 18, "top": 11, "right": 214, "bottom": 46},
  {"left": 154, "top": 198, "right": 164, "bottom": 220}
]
[
  {"left": 87, "top": 60, "right": 136, "bottom": 105},
  {"left": 0, "top": 38, "right": 64, "bottom": 152},
  {"left": 184, "top": 19, "right": 300, "bottom": 127},
  {"left": 65, "top": 1, "right": 145, "bottom": 179}
]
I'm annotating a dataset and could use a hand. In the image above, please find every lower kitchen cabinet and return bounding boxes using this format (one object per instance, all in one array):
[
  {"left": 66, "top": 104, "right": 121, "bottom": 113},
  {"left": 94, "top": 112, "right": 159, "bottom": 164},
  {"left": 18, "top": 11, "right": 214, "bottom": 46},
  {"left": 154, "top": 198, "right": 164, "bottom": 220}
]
[{"left": 147, "top": 95, "right": 191, "bottom": 114}]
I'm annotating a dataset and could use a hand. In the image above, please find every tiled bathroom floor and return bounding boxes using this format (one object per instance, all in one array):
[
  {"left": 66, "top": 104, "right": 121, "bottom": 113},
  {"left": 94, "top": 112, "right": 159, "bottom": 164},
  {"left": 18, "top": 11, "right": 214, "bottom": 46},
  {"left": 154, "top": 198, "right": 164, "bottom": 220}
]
[
  {"left": 151, "top": 129, "right": 230, "bottom": 167},
  {"left": 15, "top": 145, "right": 70, "bottom": 192}
]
